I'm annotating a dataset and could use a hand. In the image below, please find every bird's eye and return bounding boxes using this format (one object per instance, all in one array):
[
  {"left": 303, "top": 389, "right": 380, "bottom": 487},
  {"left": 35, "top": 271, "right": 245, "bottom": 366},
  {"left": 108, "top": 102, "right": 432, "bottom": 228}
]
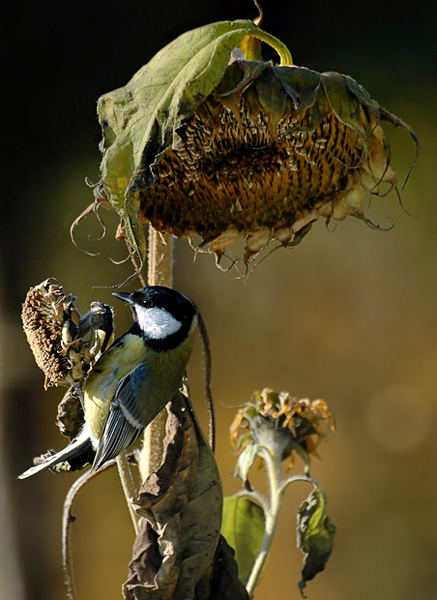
[{"left": 142, "top": 299, "right": 152, "bottom": 308}]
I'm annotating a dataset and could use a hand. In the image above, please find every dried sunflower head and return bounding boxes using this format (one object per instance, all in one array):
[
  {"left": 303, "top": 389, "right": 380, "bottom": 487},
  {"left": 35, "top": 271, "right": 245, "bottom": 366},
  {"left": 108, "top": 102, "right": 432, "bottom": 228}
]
[
  {"left": 230, "top": 388, "right": 334, "bottom": 478},
  {"left": 92, "top": 19, "right": 417, "bottom": 271},
  {"left": 145, "top": 58, "right": 412, "bottom": 265},
  {"left": 21, "top": 278, "right": 113, "bottom": 389}
]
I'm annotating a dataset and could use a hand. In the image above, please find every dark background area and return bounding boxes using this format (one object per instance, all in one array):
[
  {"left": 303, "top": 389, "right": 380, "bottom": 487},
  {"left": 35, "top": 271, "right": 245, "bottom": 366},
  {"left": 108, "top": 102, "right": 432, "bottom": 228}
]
[{"left": 1, "top": 1, "right": 437, "bottom": 599}]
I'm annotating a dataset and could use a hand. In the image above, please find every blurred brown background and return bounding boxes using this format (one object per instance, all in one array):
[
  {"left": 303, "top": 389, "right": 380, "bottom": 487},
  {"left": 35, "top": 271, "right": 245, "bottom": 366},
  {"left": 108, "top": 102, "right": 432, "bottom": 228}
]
[{"left": 1, "top": 1, "right": 436, "bottom": 599}]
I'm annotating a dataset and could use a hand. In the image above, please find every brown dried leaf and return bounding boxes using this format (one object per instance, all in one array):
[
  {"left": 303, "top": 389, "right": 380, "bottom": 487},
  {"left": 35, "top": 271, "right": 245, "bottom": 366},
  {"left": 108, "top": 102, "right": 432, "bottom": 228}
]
[
  {"left": 56, "top": 385, "right": 84, "bottom": 439},
  {"left": 123, "top": 393, "right": 222, "bottom": 600}
]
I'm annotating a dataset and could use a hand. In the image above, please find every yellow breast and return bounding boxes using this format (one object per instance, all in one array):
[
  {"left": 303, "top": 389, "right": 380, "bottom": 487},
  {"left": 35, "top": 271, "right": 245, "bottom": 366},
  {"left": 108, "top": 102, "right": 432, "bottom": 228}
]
[
  {"left": 82, "top": 327, "right": 196, "bottom": 440},
  {"left": 83, "top": 334, "right": 147, "bottom": 438}
]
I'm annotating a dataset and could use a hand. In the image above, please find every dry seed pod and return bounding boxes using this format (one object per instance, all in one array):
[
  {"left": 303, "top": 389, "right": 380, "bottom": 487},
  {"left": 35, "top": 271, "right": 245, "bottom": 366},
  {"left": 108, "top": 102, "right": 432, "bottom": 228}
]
[
  {"left": 56, "top": 385, "right": 84, "bottom": 439},
  {"left": 21, "top": 278, "right": 113, "bottom": 389}
]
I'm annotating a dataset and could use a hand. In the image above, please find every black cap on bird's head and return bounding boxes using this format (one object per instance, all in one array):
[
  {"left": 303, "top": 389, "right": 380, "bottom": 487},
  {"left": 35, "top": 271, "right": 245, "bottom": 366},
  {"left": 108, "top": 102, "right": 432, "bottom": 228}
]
[{"left": 113, "top": 286, "right": 198, "bottom": 347}]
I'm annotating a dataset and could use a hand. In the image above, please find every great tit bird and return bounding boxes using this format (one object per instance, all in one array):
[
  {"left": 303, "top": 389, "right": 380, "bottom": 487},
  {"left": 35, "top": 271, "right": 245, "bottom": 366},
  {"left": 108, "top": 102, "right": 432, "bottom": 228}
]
[{"left": 19, "top": 286, "right": 198, "bottom": 479}]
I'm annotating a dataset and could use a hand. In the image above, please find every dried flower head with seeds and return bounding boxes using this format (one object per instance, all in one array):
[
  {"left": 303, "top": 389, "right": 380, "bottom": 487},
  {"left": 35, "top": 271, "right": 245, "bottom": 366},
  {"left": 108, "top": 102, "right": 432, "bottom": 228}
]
[
  {"left": 21, "top": 278, "right": 113, "bottom": 388},
  {"left": 83, "top": 19, "right": 417, "bottom": 273},
  {"left": 144, "top": 59, "right": 416, "bottom": 266}
]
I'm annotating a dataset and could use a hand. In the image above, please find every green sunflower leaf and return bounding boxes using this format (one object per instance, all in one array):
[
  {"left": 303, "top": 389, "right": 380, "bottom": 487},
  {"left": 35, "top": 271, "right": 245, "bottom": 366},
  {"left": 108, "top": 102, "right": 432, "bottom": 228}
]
[{"left": 221, "top": 496, "right": 265, "bottom": 586}]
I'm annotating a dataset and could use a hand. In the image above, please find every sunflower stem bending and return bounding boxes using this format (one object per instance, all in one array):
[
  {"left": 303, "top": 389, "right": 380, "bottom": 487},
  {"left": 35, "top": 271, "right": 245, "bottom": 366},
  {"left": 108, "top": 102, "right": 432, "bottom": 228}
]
[
  {"left": 248, "top": 30, "right": 293, "bottom": 65},
  {"left": 245, "top": 447, "right": 284, "bottom": 597}
]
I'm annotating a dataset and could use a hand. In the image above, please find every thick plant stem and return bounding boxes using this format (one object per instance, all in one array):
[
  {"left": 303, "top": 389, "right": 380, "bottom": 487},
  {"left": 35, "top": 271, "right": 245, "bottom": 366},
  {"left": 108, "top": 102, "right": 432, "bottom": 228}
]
[
  {"left": 137, "top": 227, "right": 174, "bottom": 481},
  {"left": 245, "top": 449, "right": 284, "bottom": 597},
  {"left": 119, "top": 228, "right": 173, "bottom": 511},
  {"left": 115, "top": 243, "right": 147, "bottom": 522}
]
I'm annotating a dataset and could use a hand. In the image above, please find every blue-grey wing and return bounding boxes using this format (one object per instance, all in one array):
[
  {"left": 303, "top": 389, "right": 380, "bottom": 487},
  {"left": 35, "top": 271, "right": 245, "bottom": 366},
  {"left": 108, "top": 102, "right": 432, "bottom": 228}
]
[{"left": 92, "top": 363, "right": 150, "bottom": 472}]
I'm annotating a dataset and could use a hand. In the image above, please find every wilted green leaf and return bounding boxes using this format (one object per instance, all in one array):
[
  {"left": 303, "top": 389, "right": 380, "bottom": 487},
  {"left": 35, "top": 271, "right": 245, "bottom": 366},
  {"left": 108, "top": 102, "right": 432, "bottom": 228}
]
[
  {"left": 296, "top": 487, "right": 336, "bottom": 598},
  {"left": 221, "top": 496, "right": 265, "bottom": 585}
]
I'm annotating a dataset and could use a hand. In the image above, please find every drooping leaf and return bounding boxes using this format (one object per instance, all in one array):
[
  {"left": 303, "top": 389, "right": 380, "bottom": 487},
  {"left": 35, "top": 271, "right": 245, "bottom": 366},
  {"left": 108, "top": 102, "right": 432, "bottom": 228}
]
[
  {"left": 221, "top": 496, "right": 265, "bottom": 586},
  {"left": 296, "top": 487, "right": 336, "bottom": 598},
  {"left": 98, "top": 20, "right": 266, "bottom": 263}
]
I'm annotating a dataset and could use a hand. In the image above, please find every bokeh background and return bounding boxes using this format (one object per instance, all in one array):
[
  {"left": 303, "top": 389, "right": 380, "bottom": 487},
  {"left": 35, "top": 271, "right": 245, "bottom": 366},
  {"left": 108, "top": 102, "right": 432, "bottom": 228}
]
[{"left": 2, "top": 1, "right": 436, "bottom": 599}]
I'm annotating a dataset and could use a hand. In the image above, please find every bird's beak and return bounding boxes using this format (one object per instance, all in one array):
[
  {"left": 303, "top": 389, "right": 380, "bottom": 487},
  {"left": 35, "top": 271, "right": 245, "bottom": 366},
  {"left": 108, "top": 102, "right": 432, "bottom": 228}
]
[{"left": 112, "top": 292, "right": 133, "bottom": 304}]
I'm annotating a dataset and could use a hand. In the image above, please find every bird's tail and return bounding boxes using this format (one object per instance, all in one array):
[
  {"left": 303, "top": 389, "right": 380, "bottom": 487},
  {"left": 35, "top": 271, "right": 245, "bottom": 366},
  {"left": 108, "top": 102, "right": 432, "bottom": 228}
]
[{"left": 18, "top": 428, "right": 94, "bottom": 479}]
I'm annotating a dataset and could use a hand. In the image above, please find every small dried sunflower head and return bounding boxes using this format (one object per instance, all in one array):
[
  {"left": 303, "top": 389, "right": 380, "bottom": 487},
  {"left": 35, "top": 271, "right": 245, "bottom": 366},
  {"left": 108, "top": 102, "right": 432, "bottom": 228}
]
[
  {"left": 21, "top": 278, "right": 113, "bottom": 389},
  {"left": 230, "top": 388, "right": 334, "bottom": 475}
]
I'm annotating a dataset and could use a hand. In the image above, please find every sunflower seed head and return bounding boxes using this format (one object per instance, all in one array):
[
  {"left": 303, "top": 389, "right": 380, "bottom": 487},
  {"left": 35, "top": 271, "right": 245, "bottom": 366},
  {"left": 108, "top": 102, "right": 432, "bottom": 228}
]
[
  {"left": 21, "top": 279, "right": 113, "bottom": 389},
  {"left": 141, "top": 60, "right": 406, "bottom": 265}
]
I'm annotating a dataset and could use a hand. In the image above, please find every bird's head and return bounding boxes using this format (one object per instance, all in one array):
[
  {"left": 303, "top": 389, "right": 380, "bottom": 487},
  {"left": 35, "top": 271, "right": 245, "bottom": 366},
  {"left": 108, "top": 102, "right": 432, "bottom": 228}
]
[{"left": 113, "top": 286, "right": 198, "bottom": 348}]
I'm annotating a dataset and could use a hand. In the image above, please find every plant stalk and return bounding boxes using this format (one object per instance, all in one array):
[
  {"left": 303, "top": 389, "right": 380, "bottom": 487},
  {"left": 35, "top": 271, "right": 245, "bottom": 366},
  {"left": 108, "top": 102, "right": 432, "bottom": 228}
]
[
  {"left": 116, "top": 453, "right": 139, "bottom": 533},
  {"left": 248, "top": 30, "right": 293, "bottom": 65},
  {"left": 137, "top": 227, "right": 174, "bottom": 481},
  {"left": 245, "top": 448, "right": 284, "bottom": 597}
]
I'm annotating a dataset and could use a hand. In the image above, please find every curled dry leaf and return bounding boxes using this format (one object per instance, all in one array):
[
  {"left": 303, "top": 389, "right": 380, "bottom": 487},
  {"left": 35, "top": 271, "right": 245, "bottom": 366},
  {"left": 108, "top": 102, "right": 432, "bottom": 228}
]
[
  {"left": 56, "top": 384, "right": 85, "bottom": 439},
  {"left": 297, "top": 487, "right": 336, "bottom": 598},
  {"left": 123, "top": 393, "right": 222, "bottom": 600}
]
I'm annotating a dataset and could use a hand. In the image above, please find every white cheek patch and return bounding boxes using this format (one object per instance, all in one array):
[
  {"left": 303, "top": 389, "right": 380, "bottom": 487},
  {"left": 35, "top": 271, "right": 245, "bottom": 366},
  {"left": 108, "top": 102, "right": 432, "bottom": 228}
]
[{"left": 135, "top": 306, "right": 182, "bottom": 339}]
